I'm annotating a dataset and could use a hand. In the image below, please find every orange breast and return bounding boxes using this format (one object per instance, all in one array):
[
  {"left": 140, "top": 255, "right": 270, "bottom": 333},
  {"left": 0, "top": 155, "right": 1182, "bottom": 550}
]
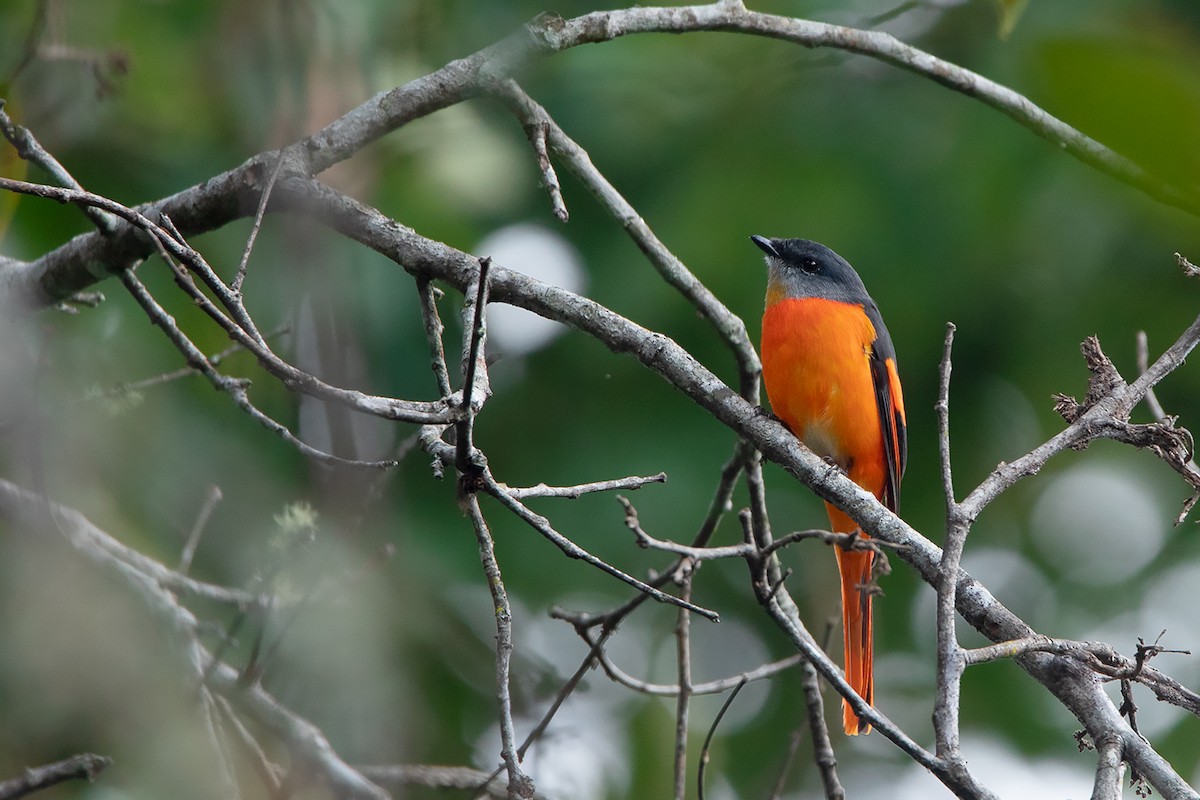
[{"left": 761, "top": 298, "right": 887, "bottom": 497}]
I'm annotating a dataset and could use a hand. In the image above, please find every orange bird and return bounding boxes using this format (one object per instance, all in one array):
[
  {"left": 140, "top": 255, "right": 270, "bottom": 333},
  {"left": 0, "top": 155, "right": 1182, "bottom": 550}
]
[{"left": 752, "top": 235, "right": 907, "bottom": 735}]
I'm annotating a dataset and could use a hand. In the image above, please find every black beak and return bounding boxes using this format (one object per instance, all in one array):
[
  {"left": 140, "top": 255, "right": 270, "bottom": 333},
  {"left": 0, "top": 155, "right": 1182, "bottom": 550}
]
[{"left": 750, "top": 235, "right": 778, "bottom": 257}]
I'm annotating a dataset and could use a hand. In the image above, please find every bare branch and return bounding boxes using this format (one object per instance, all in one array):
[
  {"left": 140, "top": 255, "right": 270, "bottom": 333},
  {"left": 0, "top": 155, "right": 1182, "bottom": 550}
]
[
  {"left": 0, "top": 479, "right": 388, "bottom": 800},
  {"left": 456, "top": 257, "right": 492, "bottom": 479},
  {"left": 489, "top": 78, "right": 761, "bottom": 398},
  {"left": 8, "top": 8, "right": 1200, "bottom": 800},
  {"left": 120, "top": 266, "right": 394, "bottom": 469},
  {"left": 0, "top": 754, "right": 112, "bottom": 800},
  {"left": 523, "top": 6, "right": 1200, "bottom": 217},
  {"left": 214, "top": 696, "right": 284, "bottom": 797},
  {"left": 673, "top": 577, "right": 694, "bottom": 800},
  {"left": 462, "top": 494, "right": 535, "bottom": 800},
  {"left": 697, "top": 679, "right": 745, "bottom": 800},
  {"left": 482, "top": 472, "right": 720, "bottom": 621},
  {"left": 296, "top": 180, "right": 1198, "bottom": 796},
  {"left": 0, "top": 100, "right": 117, "bottom": 234},
  {"left": 799, "top": 660, "right": 845, "bottom": 800},
  {"left": 1177, "top": 252, "right": 1200, "bottom": 278},
  {"left": 357, "top": 764, "right": 546, "bottom": 799},
  {"left": 963, "top": 635, "right": 1200, "bottom": 717},
  {"left": 521, "top": 118, "right": 568, "bottom": 222},
  {"left": 102, "top": 324, "right": 290, "bottom": 397},
  {"left": 961, "top": 308, "right": 1200, "bottom": 519},
  {"left": 933, "top": 323, "right": 966, "bottom": 761},
  {"left": 1090, "top": 732, "right": 1124, "bottom": 800},
  {"left": 7, "top": 3, "right": 1197, "bottom": 314},
  {"left": 580, "top": 639, "right": 804, "bottom": 697},
  {"left": 503, "top": 472, "right": 666, "bottom": 499},
  {"left": 767, "top": 729, "right": 807, "bottom": 800},
  {"left": 231, "top": 151, "right": 284, "bottom": 296},
  {"left": 618, "top": 494, "right": 753, "bottom": 560},
  {"left": 936, "top": 323, "right": 957, "bottom": 507},
  {"left": 416, "top": 278, "right": 453, "bottom": 398},
  {"left": 1137, "top": 329, "right": 1200, "bottom": 523},
  {"left": 179, "top": 484, "right": 223, "bottom": 575}
]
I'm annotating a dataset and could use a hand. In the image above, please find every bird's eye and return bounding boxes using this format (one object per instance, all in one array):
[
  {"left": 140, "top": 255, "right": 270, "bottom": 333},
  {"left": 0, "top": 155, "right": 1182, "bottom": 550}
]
[{"left": 800, "top": 257, "right": 819, "bottom": 273}]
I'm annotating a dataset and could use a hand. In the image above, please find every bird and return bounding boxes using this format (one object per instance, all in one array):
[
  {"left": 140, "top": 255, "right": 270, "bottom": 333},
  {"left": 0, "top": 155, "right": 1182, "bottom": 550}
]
[{"left": 752, "top": 234, "right": 907, "bottom": 735}]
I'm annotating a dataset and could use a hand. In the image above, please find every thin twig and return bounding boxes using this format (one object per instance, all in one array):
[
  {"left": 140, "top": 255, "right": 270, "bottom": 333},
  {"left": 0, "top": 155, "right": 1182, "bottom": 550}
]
[
  {"left": 417, "top": 278, "right": 454, "bottom": 398},
  {"left": 737, "top": 436, "right": 823, "bottom": 800},
  {"left": 488, "top": 78, "right": 762, "bottom": 398},
  {"left": 0, "top": 176, "right": 456, "bottom": 425},
  {"left": 962, "top": 634, "right": 1199, "bottom": 714},
  {"left": 498, "top": 441, "right": 761, "bottom": 791},
  {"left": 358, "top": 765, "right": 519, "bottom": 798},
  {"left": 179, "top": 484, "right": 223, "bottom": 574},
  {"left": 0, "top": 100, "right": 117, "bottom": 234},
  {"left": 936, "top": 322, "right": 957, "bottom": 507},
  {"left": 619, "top": 494, "right": 752, "bottom": 560},
  {"left": 580, "top": 641, "right": 805, "bottom": 696},
  {"left": 800, "top": 661, "right": 845, "bottom": 800},
  {"left": 0, "top": 479, "right": 388, "bottom": 800},
  {"left": 471, "top": 625, "right": 627, "bottom": 795},
  {"left": 481, "top": 472, "right": 720, "bottom": 620},
  {"left": 4, "top": 1, "right": 47, "bottom": 83},
  {"left": 739, "top": 491, "right": 979, "bottom": 795},
  {"left": 767, "top": 729, "right": 805, "bottom": 800},
  {"left": 504, "top": 472, "right": 666, "bottom": 499},
  {"left": 463, "top": 494, "right": 535, "bottom": 800},
  {"left": 696, "top": 679, "right": 746, "bottom": 800},
  {"left": 249, "top": 543, "right": 397, "bottom": 686},
  {"left": 232, "top": 151, "right": 285, "bottom": 295},
  {"left": 673, "top": 576, "right": 694, "bottom": 800},
  {"left": 105, "top": 324, "right": 291, "bottom": 398},
  {"left": 0, "top": 754, "right": 113, "bottom": 800},
  {"left": 961, "top": 307, "right": 1200, "bottom": 519},
  {"left": 157, "top": 212, "right": 266, "bottom": 346},
  {"left": 933, "top": 323, "right": 965, "bottom": 761},
  {"left": 198, "top": 685, "right": 243, "bottom": 799},
  {"left": 523, "top": 119, "right": 568, "bottom": 221},
  {"left": 214, "top": 695, "right": 284, "bottom": 796},
  {"left": 120, "top": 267, "right": 395, "bottom": 469},
  {"left": 546, "top": 441, "right": 755, "bottom": 637},
  {"left": 457, "top": 258, "right": 492, "bottom": 480},
  {"left": 461, "top": 258, "right": 492, "bottom": 414},
  {"left": 517, "top": 626, "right": 620, "bottom": 760},
  {"left": 1136, "top": 330, "right": 1200, "bottom": 524}
]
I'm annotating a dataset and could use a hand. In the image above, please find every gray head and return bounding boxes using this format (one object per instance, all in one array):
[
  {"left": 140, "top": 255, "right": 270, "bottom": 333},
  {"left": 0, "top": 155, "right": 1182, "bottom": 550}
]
[{"left": 751, "top": 235, "right": 871, "bottom": 305}]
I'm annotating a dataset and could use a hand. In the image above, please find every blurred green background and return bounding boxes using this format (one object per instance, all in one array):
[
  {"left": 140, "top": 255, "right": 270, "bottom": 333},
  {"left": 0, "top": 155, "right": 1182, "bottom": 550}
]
[{"left": 1, "top": 1, "right": 1199, "bottom": 798}]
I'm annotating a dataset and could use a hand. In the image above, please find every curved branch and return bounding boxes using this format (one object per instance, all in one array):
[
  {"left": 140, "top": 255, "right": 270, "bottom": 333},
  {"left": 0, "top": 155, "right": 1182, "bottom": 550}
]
[
  {"left": 0, "top": 478, "right": 388, "bottom": 800},
  {"left": 293, "top": 180, "right": 1196, "bottom": 797},
  {"left": 4, "top": 3, "right": 1196, "bottom": 311}
]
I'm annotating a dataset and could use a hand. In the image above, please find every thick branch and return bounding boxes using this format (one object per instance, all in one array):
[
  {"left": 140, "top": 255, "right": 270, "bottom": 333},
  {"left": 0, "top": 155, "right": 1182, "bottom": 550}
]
[
  {"left": 5, "top": 3, "right": 1196, "bottom": 310},
  {"left": 296, "top": 185, "right": 1196, "bottom": 795}
]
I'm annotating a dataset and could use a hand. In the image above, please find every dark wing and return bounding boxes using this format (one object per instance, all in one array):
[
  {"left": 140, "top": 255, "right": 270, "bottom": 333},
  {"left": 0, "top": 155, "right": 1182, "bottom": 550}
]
[{"left": 864, "top": 301, "right": 907, "bottom": 512}]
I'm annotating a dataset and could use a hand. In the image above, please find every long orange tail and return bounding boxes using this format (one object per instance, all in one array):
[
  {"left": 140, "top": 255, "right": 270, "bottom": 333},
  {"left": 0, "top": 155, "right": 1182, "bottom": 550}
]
[{"left": 828, "top": 506, "right": 875, "bottom": 735}]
